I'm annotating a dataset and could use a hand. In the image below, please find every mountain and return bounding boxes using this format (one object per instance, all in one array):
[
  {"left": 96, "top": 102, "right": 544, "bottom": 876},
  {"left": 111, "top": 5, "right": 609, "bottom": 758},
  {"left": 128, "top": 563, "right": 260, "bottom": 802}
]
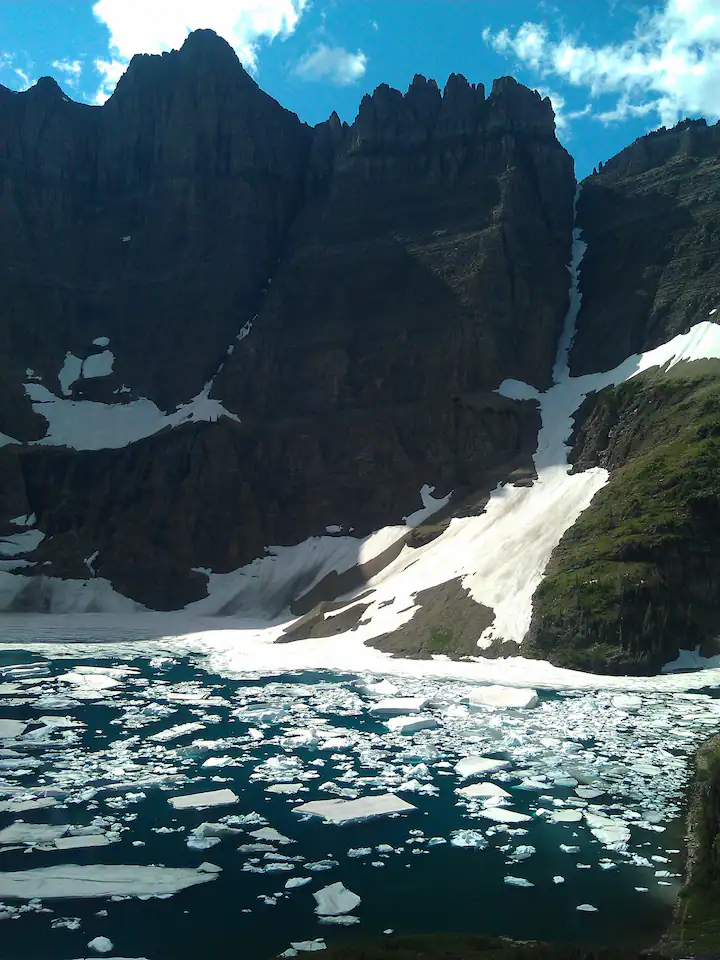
[{"left": 1, "top": 30, "right": 718, "bottom": 675}]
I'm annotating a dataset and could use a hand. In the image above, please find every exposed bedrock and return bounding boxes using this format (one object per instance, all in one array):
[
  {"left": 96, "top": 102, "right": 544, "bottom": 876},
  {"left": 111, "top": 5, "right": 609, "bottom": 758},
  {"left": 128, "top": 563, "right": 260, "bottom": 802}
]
[{"left": 0, "top": 34, "right": 572, "bottom": 611}]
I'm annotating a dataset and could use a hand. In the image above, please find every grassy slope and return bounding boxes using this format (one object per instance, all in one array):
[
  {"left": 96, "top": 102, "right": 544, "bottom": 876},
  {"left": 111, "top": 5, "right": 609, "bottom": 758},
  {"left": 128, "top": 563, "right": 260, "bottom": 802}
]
[{"left": 525, "top": 364, "right": 720, "bottom": 673}]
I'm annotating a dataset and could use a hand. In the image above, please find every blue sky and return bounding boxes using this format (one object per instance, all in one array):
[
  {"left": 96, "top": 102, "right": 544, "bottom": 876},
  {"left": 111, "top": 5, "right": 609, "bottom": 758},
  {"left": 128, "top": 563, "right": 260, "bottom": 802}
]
[{"left": 1, "top": 0, "right": 718, "bottom": 178}]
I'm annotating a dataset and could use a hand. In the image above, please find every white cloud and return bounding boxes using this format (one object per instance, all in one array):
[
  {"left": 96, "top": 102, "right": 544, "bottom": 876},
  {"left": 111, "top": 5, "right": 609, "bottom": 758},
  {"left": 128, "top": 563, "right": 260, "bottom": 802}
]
[
  {"left": 536, "top": 86, "right": 592, "bottom": 136},
  {"left": 0, "top": 52, "right": 34, "bottom": 91},
  {"left": 294, "top": 43, "right": 367, "bottom": 85},
  {"left": 91, "top": 0, "right": 309, "bottom": 103},
  {"left": 484, "top": 0, "right": 720, "bottom": 128},
  {"left": 51, "top": 59, "right": 83, "bottom": 89},
  {"left": 93, "top": 57, "right": 128, "bottom": 104}
]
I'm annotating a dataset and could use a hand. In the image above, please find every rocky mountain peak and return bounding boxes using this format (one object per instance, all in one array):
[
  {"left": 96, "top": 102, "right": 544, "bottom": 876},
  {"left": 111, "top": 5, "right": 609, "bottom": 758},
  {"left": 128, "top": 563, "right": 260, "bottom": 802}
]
[
  {"left": 486, "top": 75, "right": 556, "bottom": 136},
  {"left": 591, "top": 116, "right": 720, "bottom": 180},
  {"left": 352, "top": 71, "right": 557, "bottom": 150}
]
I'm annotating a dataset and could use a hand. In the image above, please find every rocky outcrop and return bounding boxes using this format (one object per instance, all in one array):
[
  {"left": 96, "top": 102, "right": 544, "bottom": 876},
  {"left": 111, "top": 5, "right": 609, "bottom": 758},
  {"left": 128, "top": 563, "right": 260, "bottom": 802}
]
[
  {"left": 0, "top": 29, "right": 311, "bottom": 439},
  {"left": 660, "top": 734, "right": 720, "bottom": 957},
  {"left": 520, "top": 122, "right": 720, "bottom": 674},
  {"left": 0, "top": 38, "right": 574, "bottom": 610},
  {"left": 571, "top": 119, "right": 720, "bottom": 375},
  {"left": 524, "top": 362, "right": 720, "bottom": 674}
]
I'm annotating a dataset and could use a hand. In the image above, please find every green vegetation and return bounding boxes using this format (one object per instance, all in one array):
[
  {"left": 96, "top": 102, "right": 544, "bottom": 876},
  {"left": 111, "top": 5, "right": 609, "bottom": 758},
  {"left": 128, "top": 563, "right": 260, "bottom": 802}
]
[
  {"left": 425, "top": 625, "right": 460, "bottom": 653},
  {"left": 527, "top": 365, "right": 720, "bottom": 674}
]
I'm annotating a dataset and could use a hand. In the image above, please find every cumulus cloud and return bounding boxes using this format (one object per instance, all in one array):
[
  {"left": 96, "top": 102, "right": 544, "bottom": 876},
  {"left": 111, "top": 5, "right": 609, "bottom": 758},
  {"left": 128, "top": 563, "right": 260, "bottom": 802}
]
[
  {"left": 483, "top": 0, "right": 720, "bottom": 128},
  {"left": 294, "top": 43, "right": 367, "bottom": 85},
  {"left": 91, "top": 0, "right": 309, "bottom": 102},
  {"left": 51, "top": 59, "right": 83, "bottom": 89}
]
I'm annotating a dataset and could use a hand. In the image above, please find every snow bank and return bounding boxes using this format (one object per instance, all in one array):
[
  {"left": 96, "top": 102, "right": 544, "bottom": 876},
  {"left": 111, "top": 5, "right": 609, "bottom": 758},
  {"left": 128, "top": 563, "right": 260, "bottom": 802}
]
[{"left": 24, "top": 380, "right": 240, "bottom": 451}]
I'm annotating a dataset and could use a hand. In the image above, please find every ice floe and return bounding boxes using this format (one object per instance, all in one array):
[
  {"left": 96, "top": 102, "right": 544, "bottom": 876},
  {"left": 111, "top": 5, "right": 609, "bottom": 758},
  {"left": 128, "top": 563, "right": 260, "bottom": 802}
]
[
  {"left": 313, "top": 882, "right": 361, "bottom": 916},
  {"left": 293, "top": 795, "right": 416, "bottom": 824},
  {"left": 168, "top": 789, "right": 239, "bottom": 810},
  {"left": 0, "top": 865, "right": 217, "bottom": 899}
]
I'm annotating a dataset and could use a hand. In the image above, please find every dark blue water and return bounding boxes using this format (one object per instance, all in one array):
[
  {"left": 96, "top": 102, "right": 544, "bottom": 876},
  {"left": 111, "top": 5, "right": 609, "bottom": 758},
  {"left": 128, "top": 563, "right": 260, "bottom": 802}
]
[{"left": 0, "top": 650, "right": 701, "bottom": 960}]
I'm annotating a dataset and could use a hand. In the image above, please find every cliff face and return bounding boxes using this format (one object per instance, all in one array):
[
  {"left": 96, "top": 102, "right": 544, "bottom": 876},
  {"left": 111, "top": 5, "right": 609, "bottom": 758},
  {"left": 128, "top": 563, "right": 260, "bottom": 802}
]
[
  {"left": 571, "top": 119, "right": 720, "bottom": 375},
  {"left": 0, "top": 35, "right": 574, "bottom": 609},
  {"left": 0, "top": 30, "right": 311, "bottom": 438}
]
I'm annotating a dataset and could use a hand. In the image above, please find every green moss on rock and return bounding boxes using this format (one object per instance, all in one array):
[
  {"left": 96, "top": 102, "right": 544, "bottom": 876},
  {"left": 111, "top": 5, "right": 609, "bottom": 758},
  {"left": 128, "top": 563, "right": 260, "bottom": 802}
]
[{"left": 526, "top": 365, "right": 720, "bottom": 674}]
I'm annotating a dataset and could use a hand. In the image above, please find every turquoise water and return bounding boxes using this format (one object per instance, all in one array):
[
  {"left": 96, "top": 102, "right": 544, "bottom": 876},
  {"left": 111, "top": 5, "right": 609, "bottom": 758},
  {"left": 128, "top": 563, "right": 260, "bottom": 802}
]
[{"left": 0, "top": 651, "right": 713, "bottom": 960}]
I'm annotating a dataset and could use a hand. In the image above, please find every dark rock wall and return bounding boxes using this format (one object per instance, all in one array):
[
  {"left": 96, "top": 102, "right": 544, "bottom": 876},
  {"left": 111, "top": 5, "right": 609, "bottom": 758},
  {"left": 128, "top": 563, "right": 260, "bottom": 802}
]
[
  {"left": 0, "top": 30, "right": 312, "bottom": 437},
  {"left": 0, "top": 38, "right": 575, "bottom": 609},
  {"left": 571, "top": 119, "right": 720, "bottom": 375}
]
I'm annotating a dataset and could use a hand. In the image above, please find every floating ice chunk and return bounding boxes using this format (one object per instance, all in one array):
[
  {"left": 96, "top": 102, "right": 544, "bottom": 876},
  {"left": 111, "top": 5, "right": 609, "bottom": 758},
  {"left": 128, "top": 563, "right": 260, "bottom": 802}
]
[
  {"left": 201, "top": 756, "right": 236, "bottom": 769},
  {"left": 550, "top": 810, "right": 583, "bottom": 824},
  {"left": 454, "top": 757, "right": 511, "bottom": 778},
  {"left": 386, "top": 716, "right": 439, "bottom": 735},
  {"left": 560, "top": 845, "right": 580, "bottom": 854},
  {"left": 49, "top": 835, "right": 111, "bottom": 852},
  {"left": 187, "top": 836, "right": 221, "bottom": 851},
  {"left": 611, "top": 694, "right": 642, "bottom": 712},
  {"left": 290, "top": 940, "right": 326, "bottom": 953},
  {"left": 584, "top": 813, "right": 630, "bottom": 852},
  {"left": 249, "top": 828, "right": 294, "bottom": 845},
  {"left": 0, "top": 864, "right": 216, "bottom": 899},
  {"left": 553, "top": 777, "right": 579, "bottom": 788},
  {"left": 468, "top": 686, "right": 539, "bottom": 709},
  {"left": 553, "top": 876, "right": 565, "bottom": 884},
  {"left": 450, "top": 830, "right": 487, "bottom": 849},
  {"left": 0, "top": 797, "right": 58, "bottom": 814},
  {"left": 168, "top": 789, "right": 239, "bottom": 810},
  {"left": 504, "top": 876, "right": 534, "bottom": 887},
  {"left": 515, "top": 779, "right": 547, "bottom": 792},
  {"left": 477, "top": 808, "right": 532, "bottom": 825},
  {"left": 0, "top": 823, "right": 70, "bottom": 845},
  {"left": 197, "top": 863, "right": 222, "bottom": 874},
  {"left": 306, "top": 860, "right": 339, "bottom": 872},
  {"left": 575, "top": 787, "right": 605, "bottom": 800},
  {"left": 314, "top": 882, "right": 361, "bottom": 916},
  {"left": 576, "top": 904, "right": 598, "bottom": 913},
  {"left": 266, "top": 783, "right": 304, "bottom": 795},
  {"left": 347, "top": 848, "right": 372, "bottom": 858},
  {"left": 370, "top": 697, "right": 430, "bottom": 716},
  {"left": 456, "top": 782, "right": 511, "bottom": 800},
  {"left": 293, "top": 795, "right": 416, "bottom": 824},
  {"left": 325, "top": 525, "right": 342, "bottom": 534},
  {"left": 88, "top": 936, "right": 114, "bottom": 954},
  {"left": 193, "top": 823, "right": 243, "bottom": 840},
  {"left": 150, "top": 723, "right": 205, "bottom": 742},
  {"left": 509, "top": 845, "right": 536, "bottom": 861},
  {"left": 360, "top": 679, "right": 399, "bottom": 697},
  {"left": 0, "top": 719, "right": 28, "bottom": 739},
  {"left": 285, "top": 877, "right": 312, "bottom": 889}
]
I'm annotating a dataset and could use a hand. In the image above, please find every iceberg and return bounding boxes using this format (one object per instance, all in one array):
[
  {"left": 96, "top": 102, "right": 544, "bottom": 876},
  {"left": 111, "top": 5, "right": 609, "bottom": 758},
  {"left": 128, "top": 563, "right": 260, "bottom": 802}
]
[
  {"left": 168, "top": 789, "right": 239, "bottom": 810},
  {"left": 0, "top": 864, "right": 217, "bottom": 899},
  {"left": 293, "top": 794, "right": 416, "bottom": 824},
  {"left": 454, "top": 756, "right": 511, "bottom": 778},
  {"left": 468, "top": 686, "right": 539, "bottom": 709},
  {"left": 313, "top": 882, "right": 361, "bottom": 916}
]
